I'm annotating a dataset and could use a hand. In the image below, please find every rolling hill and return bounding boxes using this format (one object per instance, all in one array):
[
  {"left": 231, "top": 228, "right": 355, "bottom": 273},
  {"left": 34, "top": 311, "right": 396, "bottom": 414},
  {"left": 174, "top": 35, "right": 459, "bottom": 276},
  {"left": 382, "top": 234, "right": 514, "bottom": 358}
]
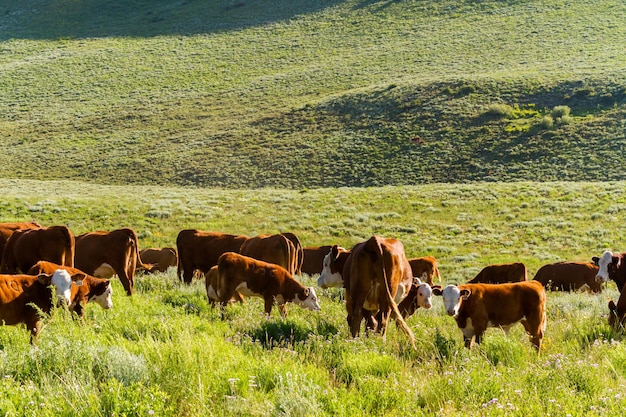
[{"left": 1, "top": 0, "right": 625, "bottom": 188}]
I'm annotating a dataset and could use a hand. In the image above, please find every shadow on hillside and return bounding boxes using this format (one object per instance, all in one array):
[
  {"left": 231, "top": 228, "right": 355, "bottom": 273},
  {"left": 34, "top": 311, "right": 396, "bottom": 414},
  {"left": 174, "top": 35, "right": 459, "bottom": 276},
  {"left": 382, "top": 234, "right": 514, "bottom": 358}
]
[{"left": 0, "top": 0, "right": 346, "bottom": 40}]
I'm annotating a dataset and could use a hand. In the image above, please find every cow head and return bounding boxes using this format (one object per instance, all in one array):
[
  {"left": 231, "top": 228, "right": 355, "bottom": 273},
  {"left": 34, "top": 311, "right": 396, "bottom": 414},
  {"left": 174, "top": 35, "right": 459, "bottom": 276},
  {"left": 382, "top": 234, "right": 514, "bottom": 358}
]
[
  {"left": 295, "top": 287, "right": 321, "bottom": 311},
  {"left": 432, "top": 284, "right": 470, "bottom": 317},
  {"left": 317, "top": 246, "right": 344, "bottom": 289},
  {"left": 46, "top": 269, "right": 78, "bottom": 306},
  {"left": 593, "top": 250, "right": 619, "bottom": 283},
  {"left": 412, "top": 277, "right": 437, "bottom": 310},
  {"left": 90, "top": 280, "right": 113, "bottom": 310}
]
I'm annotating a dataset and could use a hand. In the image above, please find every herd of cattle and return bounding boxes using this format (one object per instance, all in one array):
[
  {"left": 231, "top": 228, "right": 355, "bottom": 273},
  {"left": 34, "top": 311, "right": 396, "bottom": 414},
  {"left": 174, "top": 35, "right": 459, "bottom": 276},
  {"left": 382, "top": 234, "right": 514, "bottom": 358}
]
[{"left": 1, "top": 221, "right": 626, "bottom": 350}]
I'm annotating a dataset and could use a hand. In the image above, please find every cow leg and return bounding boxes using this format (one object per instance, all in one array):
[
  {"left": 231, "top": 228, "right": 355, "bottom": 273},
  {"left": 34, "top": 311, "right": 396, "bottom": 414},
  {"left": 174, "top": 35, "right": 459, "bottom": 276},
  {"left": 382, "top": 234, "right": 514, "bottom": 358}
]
[
  {"left": 277, "top": 303, "right": 288, "bottom": 318},
  {"left": 117, "top": 268, "right": 134, "bottom": 296},
  {"left": 365, "top": 310, "right": 379, "bottom": 332},
  {"left": 264, "top": 297, "right": 274, "bottom": 316},
  {"left": 378, "top": 308, "right": 392, "bottom": 340}
]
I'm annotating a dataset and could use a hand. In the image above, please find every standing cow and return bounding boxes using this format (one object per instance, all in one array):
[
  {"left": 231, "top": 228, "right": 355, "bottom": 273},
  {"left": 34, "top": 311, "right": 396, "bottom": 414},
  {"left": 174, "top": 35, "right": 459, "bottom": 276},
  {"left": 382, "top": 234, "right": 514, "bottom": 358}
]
[
  {"left": 466, "top": 262, "right": 527, "bottom": 284},
  {"left": 1, "top": 225, "right": 74, "bottom": 273},
  {"left": 533, "top": 261, "right": 601, "bottom": 293}
]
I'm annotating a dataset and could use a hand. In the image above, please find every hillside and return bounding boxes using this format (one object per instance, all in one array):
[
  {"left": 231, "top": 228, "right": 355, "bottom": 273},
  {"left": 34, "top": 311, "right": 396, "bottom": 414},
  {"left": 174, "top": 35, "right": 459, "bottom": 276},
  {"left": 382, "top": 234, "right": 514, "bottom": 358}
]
[{"left": 1, "top": 0, "right": 625, "bottom": 188}]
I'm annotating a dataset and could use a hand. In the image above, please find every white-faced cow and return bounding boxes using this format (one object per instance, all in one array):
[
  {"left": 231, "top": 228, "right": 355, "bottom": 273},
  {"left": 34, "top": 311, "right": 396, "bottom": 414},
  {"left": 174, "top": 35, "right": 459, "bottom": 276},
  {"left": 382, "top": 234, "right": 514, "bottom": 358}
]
[
  {"left": 216, "top": 252, "right": 320, "bottom": 317},
  {"left": 433, "top": 281, "right": 546, "bottom": 351},
  {"left": 593, "top": 250, "right": 626, "bottom": 292}
]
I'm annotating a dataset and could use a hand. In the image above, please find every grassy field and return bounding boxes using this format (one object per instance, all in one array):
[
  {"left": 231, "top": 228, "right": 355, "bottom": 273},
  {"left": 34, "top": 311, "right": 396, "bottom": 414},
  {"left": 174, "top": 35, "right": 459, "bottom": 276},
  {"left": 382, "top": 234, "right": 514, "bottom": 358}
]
[
  {"left": 0, "top": 179, "right": 626, "bottom": 415},
  {"left": 1, "top": 0, "right": 626, "bottom": 187}
]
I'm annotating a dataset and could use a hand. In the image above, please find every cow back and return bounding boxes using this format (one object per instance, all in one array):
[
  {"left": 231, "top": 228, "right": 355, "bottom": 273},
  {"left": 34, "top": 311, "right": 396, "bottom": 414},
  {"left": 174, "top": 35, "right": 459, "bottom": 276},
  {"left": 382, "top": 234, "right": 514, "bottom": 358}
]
[{"left": 533, "top": 261, "right": 601, "bottom": 293}]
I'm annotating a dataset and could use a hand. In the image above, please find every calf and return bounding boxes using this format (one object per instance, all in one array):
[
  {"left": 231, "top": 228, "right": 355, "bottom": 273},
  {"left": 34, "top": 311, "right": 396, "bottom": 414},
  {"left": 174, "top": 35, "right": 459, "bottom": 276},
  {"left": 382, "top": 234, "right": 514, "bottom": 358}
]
[
  {"left": 27, "top": 261, "right": 113, "bottom": 317},
  {"left": 467, "top": 262, "right": 527, "bottom": 284},
  {"left": 139, "top": 247, "right": 177, "bottom": 273},
  {"left": 397, "top": 278, "right": 439, "bottom": 319},
  {"left": 533, "top": 261, "right": 601, "bottom": 293},
  {"left": 0, "top": 270, "right": 75, "bottom": 343},
  {"left": 433, "top": 281, "right": 546, "bottom": 350},
  {"left": 216, "top": 252, "right": 320, "bottom": 317}
]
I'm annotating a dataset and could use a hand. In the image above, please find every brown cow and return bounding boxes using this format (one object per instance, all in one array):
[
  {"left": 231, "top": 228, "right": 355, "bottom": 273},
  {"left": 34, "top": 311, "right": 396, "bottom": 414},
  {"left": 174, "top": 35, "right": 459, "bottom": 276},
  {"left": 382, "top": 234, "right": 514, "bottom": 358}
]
[
  {"left": 343, "top": 236, "right": 416, "bottom": 346},
  {"left": 139, "top": 247, "right": 178, "bottom": 273},
  {"left": 216, "top": 252, "right": 320, "bottom": 317},
  {"left": 75, "top": 228, "right": 142, "bottom": 296},
  {"left": 0, "top": 221, "right": 41, "bottom": 264},
  {"left": 176, "top": 230, "right": 248, "bottom": 284},
  {"left": 466, "top": 262, "right": 527, "bottom": 284},
  {"left": 408, "top": 256, "right": 441, "bottom": 286},
  {"left": 301, "top": 245, "right": 333, "bottom": 276},
  {"left": 533, "top": 261, "right": 601, "bottom": 293},
  {"left": 1, "top": 225, "right": 74, "bottom": 273},
  {"left": 433, "top": 281, "right": 547, "bottom": 350},
  {"left": 205, "top": 265, "right": 243, "bottom": 306},
  {"left": 27, "top": 260, "right": 113, "bottom": 317},
  {"left": 240, "top": 234, "right": 296, "bottom": 275},
  {"left": 0, "top": 270, "right": 75, "bottom": 343},
  {"left": 281, "top": 232, "right": 304, "bottom": 275}
]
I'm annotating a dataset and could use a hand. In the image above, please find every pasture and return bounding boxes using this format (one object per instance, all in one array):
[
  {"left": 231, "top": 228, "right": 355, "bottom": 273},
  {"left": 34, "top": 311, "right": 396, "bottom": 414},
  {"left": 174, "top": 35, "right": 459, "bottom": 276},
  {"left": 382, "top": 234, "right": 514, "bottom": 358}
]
[{"left": 0, "top": 179, "right": 625, "bottom": 416}]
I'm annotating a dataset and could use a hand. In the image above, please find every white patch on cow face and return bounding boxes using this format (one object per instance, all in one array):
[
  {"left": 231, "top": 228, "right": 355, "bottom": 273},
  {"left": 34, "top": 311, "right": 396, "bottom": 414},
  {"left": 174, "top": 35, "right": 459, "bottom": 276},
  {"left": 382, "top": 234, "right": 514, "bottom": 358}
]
[
  {"left": 51, "top": 269, "right": 73, "bottom": 306},
  {"left": 595, "top": 250, "right": 615, "bottom": 283},
  {"left": 90, "top": 283, "right": 113, "bottom": 309},
  {"left": 416, "top": 283, "right": 433, "bottom": 309},
  {"left": 441, "top": 285, "right": 462, "bottom": 317},
  {"left": 317, "top": 251, "right": 343, "bottom": 289},
  {"left": 93, "top": 263, "right": 116, "bottom": 278},
  {"left": 296, "top": 287, "right": 321, "bottom": 311}
]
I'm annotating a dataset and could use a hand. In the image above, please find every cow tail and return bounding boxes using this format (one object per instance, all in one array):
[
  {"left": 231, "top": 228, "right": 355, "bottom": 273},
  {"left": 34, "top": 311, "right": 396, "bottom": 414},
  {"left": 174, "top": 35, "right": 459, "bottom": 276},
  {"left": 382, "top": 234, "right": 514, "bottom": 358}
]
[
  {"left": 435, "top": 265, "right": 442, "bottom": 283},
  {"left": 376, "top": 239, "right": 416, "bottom": 349},
  {"left": 62, "top": 226, "right": 75, "bottom": 268}
]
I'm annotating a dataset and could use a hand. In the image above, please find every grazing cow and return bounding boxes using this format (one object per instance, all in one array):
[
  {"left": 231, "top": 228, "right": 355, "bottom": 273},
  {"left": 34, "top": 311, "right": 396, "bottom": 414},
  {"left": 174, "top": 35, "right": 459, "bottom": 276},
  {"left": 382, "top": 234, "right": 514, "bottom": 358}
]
[
  {"left": 408, "top": 256, "right": 441, "bottom": 286},
  {"left": 205, "top": 265, "right": 243, "bottom": 306},
  {"left": 301, "top": 245, "right": 333, "bottom": 276},
  {"left": 216, "top": 252, "right": 320, "bottom": 317},
  {"left": 343, "top": 236, "right": 415, "bottom": 346},
  {"left": 533, "top": 261, "right": 601, "bottom": 293},
  {"left": 27, "top": 261, "right": 113, "bottom": 317},
  {"left": 466, "top": 262, "right": 527, "bottom": 284},
  {"left": 176, "top": 230, "right": 249, "bottom": 284},
  {"left": 0, "top": 221, "right": 41, "bottom": 264},
  {"left": 433, "top": 281, "right": 547, "bottom": 350},
  {"left": 139, "top": 247, "right": 178, "bottom": 273},
  {"left": 281, "top": 232, "right": 304, "bottom": 275},
  {"left": 1, "top": 225, "right": 75, "bottom": 273},
  {"left": 0, "top": 270, "right": 76, "bottom": 343},
  {"left": 593, "top": 250, "right": 626, "bottom": 292},
  {"left": 75, "top": 228, "right": 142, "bottom": 296},
  {"left": 240, "top": 234, "right": 296, "bottom": 275}
]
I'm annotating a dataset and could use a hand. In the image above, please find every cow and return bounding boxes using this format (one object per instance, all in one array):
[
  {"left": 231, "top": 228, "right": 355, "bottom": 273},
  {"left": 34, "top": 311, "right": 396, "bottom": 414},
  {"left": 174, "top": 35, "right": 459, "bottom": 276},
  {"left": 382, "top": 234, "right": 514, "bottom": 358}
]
[
  {"left": 0, "top": 221, "right": 41, "bottom": 265},
  {"left": 433, "top": 281, "right": 547, "bottom": 350},
  {"left": 0, "top": 270, "right": 76, "bottom": 343},
  {"left": 608, "top": 291, "right": 626, "bottom": 329},
  {"left": 317, "top": 245, "right": 351, "bottom": 289},
  {"left": 216, "top": 252, "right": 320, "bottom": 317},
  {"left": 1, "top": 225, "right": 74, "bottom": 274},
  {"left": 27, "top": 261, "right": 113, "bottom": 317},
  {"left": 408, "top": 256, "right": 441, "bottom": 286},
  {"left": 301, "top": 245, "right": 333, "bottom": 276},
  {"left": 342, "top": 236, "right": 416, "bottom": 346},
  {"left": 533, "top": 261, "right": 601, "bottom": 293},
  {"left": 593, "top": 250, "right": 626, "bottom": 292},
  {"left": 139, "top": 247, "right": 178, "bottom": 273},
  {"left": 466, "top": 262, "right": 527, "bottom": 284},
  {"left": 281, "top": 232, "right": 304, "bottom": 275},
  {"left": 240, "top": 234, "right": 296, "bottom": 275},
  {"left": 176, "top": 230, "right": 248, "bottom": 284},
  {"left": 205, "top": 265, "right": 243, "bottom": 306},
  {"left": 75, "top": 228, "right": 142, "bottom": 296}
]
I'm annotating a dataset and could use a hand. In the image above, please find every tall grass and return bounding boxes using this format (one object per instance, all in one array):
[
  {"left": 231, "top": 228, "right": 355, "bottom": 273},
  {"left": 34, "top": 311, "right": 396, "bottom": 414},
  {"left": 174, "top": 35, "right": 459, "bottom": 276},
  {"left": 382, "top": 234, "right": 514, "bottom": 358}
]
[{"left": 0, "top": 180, "right": 625, "bottom": 415}]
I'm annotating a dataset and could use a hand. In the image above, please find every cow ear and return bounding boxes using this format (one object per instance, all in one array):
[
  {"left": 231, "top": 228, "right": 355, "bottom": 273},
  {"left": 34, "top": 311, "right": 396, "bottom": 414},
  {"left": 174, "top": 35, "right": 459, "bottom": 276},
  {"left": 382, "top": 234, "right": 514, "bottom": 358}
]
[
  {"left": 413, "top": 277, "right": 422, "bottom": 286},
  {"left": 460, "top": 289, "right": 471, "bottom": 300},
  {"left": 36, "top": 273, "right": 50, "bottom": 284},
  {"left": 304, "top": 288, "right": 310, "bottom": 297},
  {"left": 609, "top": 300, "right": 617, "bottom": 312},
  {"left": 331, "top": 245, "right": 339, "bottom": 262},
  {"left": 432, "top": 287, "right": 443, "bottom": 296},
  {"left": 592, "top": 256, "right": 599, "bottom": 265},
  {"left": 74, "top": 279, "right": 84, "bottom": 287},
  {"left": 614, "top": 256, "right": 621, "bottom": 267}
]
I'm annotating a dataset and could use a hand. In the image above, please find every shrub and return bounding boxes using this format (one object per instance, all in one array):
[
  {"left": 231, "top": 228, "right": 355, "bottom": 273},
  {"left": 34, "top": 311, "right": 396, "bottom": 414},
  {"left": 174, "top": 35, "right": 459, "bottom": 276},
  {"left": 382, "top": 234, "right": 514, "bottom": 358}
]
[
  {"left": 551, "top": 105, "right": 571, "bottom": 119},
  {"left": 484, "top": 103, "right": 514, "bottom": 118},
  {"left": 538, "top": 115, "right": 554, "bottom": 129}
]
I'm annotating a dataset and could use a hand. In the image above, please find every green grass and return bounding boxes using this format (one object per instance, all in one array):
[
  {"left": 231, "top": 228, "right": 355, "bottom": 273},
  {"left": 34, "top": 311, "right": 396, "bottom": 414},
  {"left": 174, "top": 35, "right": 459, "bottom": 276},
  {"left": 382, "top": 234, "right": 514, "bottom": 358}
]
[
  {"left": 0, "top": 179, "right": 625, "bottom": 415},
  {"left": 1, "top": 0, "right": 625, "bottom": 187}
]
